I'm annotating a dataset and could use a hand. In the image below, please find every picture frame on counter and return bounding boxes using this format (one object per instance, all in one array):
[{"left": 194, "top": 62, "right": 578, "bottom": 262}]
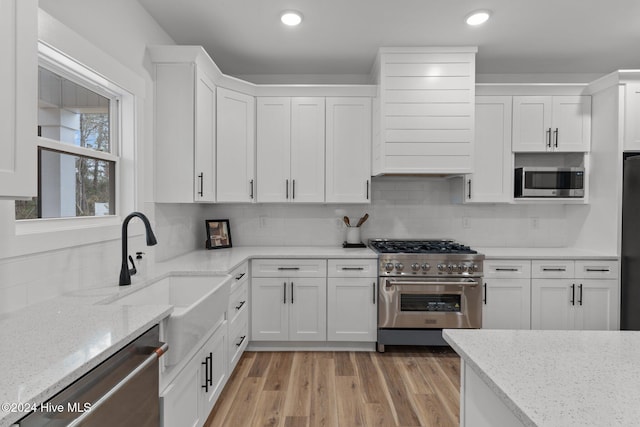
[{"left": 205, "top": 219, "right": 232, "bottom": 249}]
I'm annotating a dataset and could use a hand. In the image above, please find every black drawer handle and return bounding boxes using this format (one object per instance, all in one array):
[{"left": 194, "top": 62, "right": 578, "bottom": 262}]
[
  {"left": 483, "top": 283, "right": 487, "bottom": 304},
  {"left": 578, "top": 284, "right": 583, "bottom": 306},
  {"left": 202, "top": 353, "right": 212, "bottom": 391},
  {"left": 495, "top": 268, "right": 518, "bottom": 272},
  {"left": 543, "top": 268, "right": 566, "bottom": 272},
  {"left": 342, "top": 267, "right": 365, "bottom": 271},
  {"left": 235, "top": 300, "right": 246, "bottom": 310},
  {"left": 236, "top": 335, "right": 246, "bottom": 347},
  {"left": 570, "top": 284, "right": 575, "bottom": 306},
  {"left": 585, "top": 268, "right": 610, "bottom": 272},
  {"left": 235, "top": 272, "right": 246, "bottom": 280},
  {"left": 278, "top": 267, "right": 300, "bottom": 271}
]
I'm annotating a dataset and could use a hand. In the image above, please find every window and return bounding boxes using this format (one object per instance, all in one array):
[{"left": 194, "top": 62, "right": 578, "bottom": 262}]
[{"left": 15, "top": 64, "right": 119, "bottom": 220}]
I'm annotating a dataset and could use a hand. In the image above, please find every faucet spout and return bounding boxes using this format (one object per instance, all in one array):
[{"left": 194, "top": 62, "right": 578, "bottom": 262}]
[{"left": 119, "top": 212, "right": 158, "bottom": 286}]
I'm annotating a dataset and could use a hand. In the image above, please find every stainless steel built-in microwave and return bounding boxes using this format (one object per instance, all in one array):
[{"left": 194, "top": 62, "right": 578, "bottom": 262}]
[{"left": 514, "top": 167, "right": 585, "bottom": 198}]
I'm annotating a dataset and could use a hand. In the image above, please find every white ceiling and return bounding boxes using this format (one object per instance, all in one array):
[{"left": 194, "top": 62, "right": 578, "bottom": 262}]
[{"left": 138, "top": 0, "right": 640, "bottom": 79}]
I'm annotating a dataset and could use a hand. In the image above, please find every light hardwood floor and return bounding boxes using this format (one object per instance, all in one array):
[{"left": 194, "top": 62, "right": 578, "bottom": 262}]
[{"left": 205, "top": 347, "right": 460, "bottom": 427}]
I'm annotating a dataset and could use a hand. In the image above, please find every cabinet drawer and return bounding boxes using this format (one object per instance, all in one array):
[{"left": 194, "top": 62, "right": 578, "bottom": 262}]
[
  {"left": 327, "top": 259, "right": 377, "bottom": 277},
  {"left": 228, "top": 280, "right": 248, "bottom": 325},
  {"left": 229, "top": 261, "right": 249, "bottom": 292},
  {"left": 251, "top": 259, "right": 327, "bottom": 277},
  {"left": 228, "top": 312, "right": 248, "bottom": 371},
  {"left": 531, "top": 260, "right": 575, "bottom": 278},
  {"left": 574, "top": 260, "right": 619, "bottom": 279},
  {"left": 484, "top": 260, "right": 531, "bottom": 278}
]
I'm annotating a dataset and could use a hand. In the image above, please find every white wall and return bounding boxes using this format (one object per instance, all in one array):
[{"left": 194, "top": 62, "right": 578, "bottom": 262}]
[
  {"left": 204, "top": 177, "right": 572, "bottom": 248},
  {"left": 0, "top": 1, "right": 188, "bottom": 315}
]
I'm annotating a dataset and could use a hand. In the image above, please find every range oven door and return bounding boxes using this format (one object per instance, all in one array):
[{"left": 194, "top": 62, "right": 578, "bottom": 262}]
[{"left": 379, "top": 277, "right": 482, "bottom": 329}]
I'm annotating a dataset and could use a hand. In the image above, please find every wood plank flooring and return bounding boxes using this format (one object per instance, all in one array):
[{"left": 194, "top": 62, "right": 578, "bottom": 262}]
[{"left": 205, "top": 347, "right": 460, "bottom": 427}]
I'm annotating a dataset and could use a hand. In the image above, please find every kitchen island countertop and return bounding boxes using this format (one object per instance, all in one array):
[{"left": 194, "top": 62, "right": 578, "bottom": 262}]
[{"left": 444, "top": 329, "right": 640, "bottom": 427}]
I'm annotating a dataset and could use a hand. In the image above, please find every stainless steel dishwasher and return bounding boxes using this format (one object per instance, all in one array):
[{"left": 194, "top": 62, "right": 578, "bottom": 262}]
[{"left": 18, "top": 325, "right": 167, "bottom": 427}]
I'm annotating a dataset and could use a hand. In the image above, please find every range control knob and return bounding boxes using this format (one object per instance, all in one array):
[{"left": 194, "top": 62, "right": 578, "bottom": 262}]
[
  {"left": 395, "top": 263, "right": 404, "bottom": 271},
  {"left": 384, "top": 262, "right": 394, "bottom": 272},
  {"left": 422, "top": 263, "right": 431, "bottom": 271},
  {"left": 458, "top": 264, "right": 465, "bottom": 273},
  {"left": 437, "top": 263, "right": 446, "bottom": 272},
  {"left": 447, "top": 264, "right": 456, "bottom": 273},
  {"left": 470, "top": 263, "right": 478, "bottom": 272},
  {"left": 411, "top": 263, "right": 420, "bottom": 272}
]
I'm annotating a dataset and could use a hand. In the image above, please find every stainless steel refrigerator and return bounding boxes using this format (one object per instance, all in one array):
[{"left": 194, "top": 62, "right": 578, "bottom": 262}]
[{"left": 621, "top": 152, "right": 640, "bottom": 329}]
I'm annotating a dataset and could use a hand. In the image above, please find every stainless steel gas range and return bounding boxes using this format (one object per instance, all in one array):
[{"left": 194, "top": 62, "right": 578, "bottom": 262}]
[{"left": 369, "top": 239, "right": 485, "bottom": 352}]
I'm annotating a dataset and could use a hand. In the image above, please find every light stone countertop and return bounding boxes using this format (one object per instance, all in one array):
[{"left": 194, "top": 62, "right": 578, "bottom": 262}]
[
  {"left": 443, "top": 329, "right": 640, "bottom": 427},
  {"left": 0, "top": 245, "right": 376, "bottom": 427}
]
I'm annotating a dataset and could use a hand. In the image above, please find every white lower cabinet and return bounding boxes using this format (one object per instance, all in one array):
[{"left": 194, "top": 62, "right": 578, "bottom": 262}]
[
  {"left": 327, "top": 259, "right": 377, "bottom": 341},
  {"left": 531, "top": 260, "right": 619, "bottom": 330},
  {"left": 482, "top": 260, "right": 531, "bottom": 330},
  {"left": 251, "top": 276, "right": 326, "bottom": 341},
  {"left": 160, "top": 323, "right": 227, "bottom": 427}
]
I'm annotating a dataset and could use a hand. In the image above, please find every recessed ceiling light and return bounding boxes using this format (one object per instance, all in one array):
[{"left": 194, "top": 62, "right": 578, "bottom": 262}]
[
  {"left": 281, "top": 11, "right": 303, "bottom": 26},
  {"left": 466, "top": 10, "right": 490, "bottom": 26}
]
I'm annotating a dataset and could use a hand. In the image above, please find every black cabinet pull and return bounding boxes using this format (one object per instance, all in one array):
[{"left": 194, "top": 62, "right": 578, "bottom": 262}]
[
  {"left": 554, "top": 128, "right": 559, "bottom": 148},
  {"left": 570, "top": 284, "right": 575, "bottom": 306},
  {"left": 235, "top": 300, "right": 246, "bottom": 310},
  {"left": 286, "top": 179, "right": 289, "bottom": 199},
  {"left": 543, "top": 268, "right": 566, "bottom": 272},
  {"left": 586, "top": 268, "right": 610, "bottom": 272},
  {"left": 250, "top": 179, "right": 254, "bottom": 199},
  {"left": 198, "top": 173, "right": 204, "bottom": 197},
  {"left": 235, "top": 272, "right": 245, "bottom": 280},
  {"left": 291, "top": 282, "right": 294, "bottom": 304},
  {"left": 372, "top": 282, "right": 376, "bottom": 304},
  {"left": 495, "top": 268, "right": 518, "bottom": 272},
  {"left": 342, "top": 267, "right": 364, "bottom": 271},
  {"left": 578, "top": 284, "right": 583, "bottom": 306},
  {"left": 236, "top": 335, "right": 247, "bottom": 347},
  {"left": 467, "top": 179, "right": 472, "bottom": 199},
  {"left": 208, "top": 352, "right": 213, "bottom": 386},
  {"left": 278, "top": 267, "right": 300, "bottom": 271},
  {"left": 201, "top": 354, "right": 211, "bottom": 392},
  {"left": 283, "top": 282, "right": 287, "bottom": 304},
  {"left": 366, "top": 180, "right": 370, "bottom": 200},
  {"left": 546, "top": 128, "right": 552, "bottom": 148},
  {"left": 483, "top": 283, "right": 487, "bottom": 304},
  {"left": 292, "top": 179, "right": 296, "bottom": 199}
]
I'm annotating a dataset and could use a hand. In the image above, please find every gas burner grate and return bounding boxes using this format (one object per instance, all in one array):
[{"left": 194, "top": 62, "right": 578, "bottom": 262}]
[{"left": 369, "top": 239, "right": 477, "bottom": 254}]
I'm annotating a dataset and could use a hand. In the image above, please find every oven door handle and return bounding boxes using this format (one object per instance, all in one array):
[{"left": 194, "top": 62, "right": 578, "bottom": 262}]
[{"left": 385, "top": 279, "right": 479, "bottom": 287}]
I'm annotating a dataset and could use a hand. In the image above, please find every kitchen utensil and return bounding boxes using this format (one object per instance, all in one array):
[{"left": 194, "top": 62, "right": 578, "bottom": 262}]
[
  {"left": 355, "top": 213, "right": 369, "bottom": 227},
  {"left": 346, "top": 227, "right": 361, "bottom": 244},
  {"left": 343, "top": 216, "right": 351, "bottom": 226}
]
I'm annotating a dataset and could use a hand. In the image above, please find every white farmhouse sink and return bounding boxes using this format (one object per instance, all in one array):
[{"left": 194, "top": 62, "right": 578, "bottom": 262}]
[{"left": 110, "top": 274, "right": 231, "bottom": 366}]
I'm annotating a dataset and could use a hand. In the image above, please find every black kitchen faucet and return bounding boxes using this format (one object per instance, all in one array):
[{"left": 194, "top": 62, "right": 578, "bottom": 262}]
[{"left": 119, "top": 212, "right": 158, "bottom": 286}]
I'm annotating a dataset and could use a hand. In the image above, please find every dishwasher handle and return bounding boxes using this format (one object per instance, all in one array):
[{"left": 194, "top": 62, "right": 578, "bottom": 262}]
[{"left": 65, "top": 342, "right": 168, "bottom": 427}]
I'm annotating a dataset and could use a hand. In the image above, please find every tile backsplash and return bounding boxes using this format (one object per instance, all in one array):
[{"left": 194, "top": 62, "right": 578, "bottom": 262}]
[{"left": 204, "top": 177, "right": 578, "bottom": 248}]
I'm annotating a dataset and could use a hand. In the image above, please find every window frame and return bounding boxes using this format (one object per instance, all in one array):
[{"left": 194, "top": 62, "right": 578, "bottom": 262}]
[{"left": 12, "top": 39, "right": 140, "bottom": 240}]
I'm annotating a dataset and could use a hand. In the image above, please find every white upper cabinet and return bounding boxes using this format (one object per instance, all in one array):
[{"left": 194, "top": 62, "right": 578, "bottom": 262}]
[
  {"left": 0, "top": 0, "right": 37, "bottom": 199},
  {"left": 465, "top": 96, "right": 513, "bottom": 203},
  {"left": 624, "top": 83, "right": 640, "bottom": 151},
  {"left": 153, "top": 57, "right": 216, "bottom": 203},
  {"left": 216, "top": 87, "right": 255, "bottom": 203},
  {"left": 372, "top": 47, "right": 477, "bottom": 175},
  {"left": 291, "top": 98, "right": 325, "bottom": 202},
  {"left": 325, "top": 97, "right": 372, "bottom": 203},
  {"left": 512, "top": 95, "right": 591, "bottom": 152},
  {"left": 256, "top": 97, "right": 325, "bottom": 203}
]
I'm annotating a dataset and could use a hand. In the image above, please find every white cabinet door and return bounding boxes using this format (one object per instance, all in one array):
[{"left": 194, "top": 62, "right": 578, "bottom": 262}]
[
  {"left": 289, "top": 277, "right": 327, "bottom": 341},
  {"left": 574, "top": 279, "right": 619, "bottom": 331},
  {"left": 482, "top": 278, "right": 531, "bottom": 329},
  {"left": 327, "top": 277, "right": 377, "bottom": 341},
  {"left": 160, "top": 355, "right": 202, "bottom": 427},
  {"left": 467, "top": 96, "right": 512, "bottom": 203},
  {"left": 194, "top": 70, "right": 216, "bottom": 202},
  {"left": 513, "top": 96, "right": 590, "bottom": 152},
  {"left": 0, "top": 0, "right": 38, "bottom": 199},
  {"left": 256, "top": 97, "right": 291, "bottom": 202},
  {"left": 512, "top": 96, "right": 552, "bottom": 152},
  {"left": 200, "top": 324, "right": 227, "bottom": 418},
  {"left": 531, "top": 279, "right": 574, "bottom": 330},
  {"left": 624, "top": 83, "right": 640, "bottom": 151},
  {"left": 552, "top": 96, "right": 591, "bottom": 152},
  {"left": 291, "top": 98, "right": 325, "bottom": 202},
  {"left": 325, "top": 97, "right": 372, "bottom": 203},
  {"left": 251, "top": 278, "right": 288, "bottom": 341},
  {"left": 216, "top": 87, "right": 255, "bottom": 202}
]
